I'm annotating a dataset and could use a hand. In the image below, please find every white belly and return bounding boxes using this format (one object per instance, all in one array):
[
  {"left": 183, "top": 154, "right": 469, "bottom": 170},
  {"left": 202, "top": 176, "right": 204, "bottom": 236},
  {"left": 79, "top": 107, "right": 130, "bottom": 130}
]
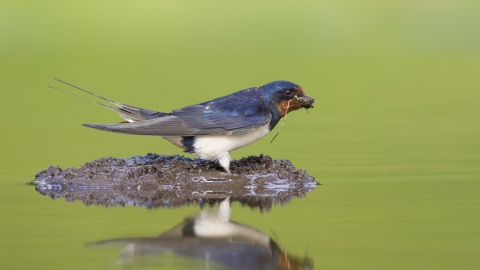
[{"left": 193, "top": 124, "right": 270, "bottom": 160}]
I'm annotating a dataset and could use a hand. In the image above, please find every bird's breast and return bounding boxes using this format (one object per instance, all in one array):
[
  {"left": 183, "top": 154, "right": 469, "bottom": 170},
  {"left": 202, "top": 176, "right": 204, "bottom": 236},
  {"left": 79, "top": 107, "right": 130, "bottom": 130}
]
[{"left": 192, "top": 124, "right": 270, "bottom": 160}]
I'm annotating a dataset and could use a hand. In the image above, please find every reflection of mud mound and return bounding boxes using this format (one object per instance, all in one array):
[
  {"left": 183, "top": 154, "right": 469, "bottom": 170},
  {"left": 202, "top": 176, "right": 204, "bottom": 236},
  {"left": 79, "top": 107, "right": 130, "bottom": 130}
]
[{"left": 34, "top": 154, "right": 317, "bottom": 210}]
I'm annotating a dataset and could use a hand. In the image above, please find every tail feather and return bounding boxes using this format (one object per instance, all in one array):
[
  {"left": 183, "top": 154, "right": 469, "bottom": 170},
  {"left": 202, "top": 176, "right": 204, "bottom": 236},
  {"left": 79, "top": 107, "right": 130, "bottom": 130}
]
[{"left": 50, "top": 78, "right": 160, "bottom": 122}]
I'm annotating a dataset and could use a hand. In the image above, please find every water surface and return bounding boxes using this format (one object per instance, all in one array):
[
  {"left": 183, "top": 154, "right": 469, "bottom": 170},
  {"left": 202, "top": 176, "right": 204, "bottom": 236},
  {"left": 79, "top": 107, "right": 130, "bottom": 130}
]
[{"left": 1, "top": 1, "right": 479, "bottom": 269}]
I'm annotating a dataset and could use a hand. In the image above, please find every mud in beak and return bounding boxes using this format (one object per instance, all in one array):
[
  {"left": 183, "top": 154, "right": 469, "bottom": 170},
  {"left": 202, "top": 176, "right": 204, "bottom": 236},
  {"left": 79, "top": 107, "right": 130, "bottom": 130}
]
[{"left": 294, "top": 95, "right": 314, "bottom": 109}]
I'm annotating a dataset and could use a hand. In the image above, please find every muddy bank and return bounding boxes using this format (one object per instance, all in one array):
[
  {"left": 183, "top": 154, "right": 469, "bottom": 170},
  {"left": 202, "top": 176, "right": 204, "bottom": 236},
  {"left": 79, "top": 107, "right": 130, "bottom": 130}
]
[{"left": 34, "top": 154, "right": 317, "bottom": 210}]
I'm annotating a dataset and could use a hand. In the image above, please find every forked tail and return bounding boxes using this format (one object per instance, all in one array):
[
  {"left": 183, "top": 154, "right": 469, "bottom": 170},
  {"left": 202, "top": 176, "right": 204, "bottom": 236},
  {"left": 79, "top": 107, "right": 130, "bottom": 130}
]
[{"left": 49, "top": 78, "right": 164, "bottom": 122}]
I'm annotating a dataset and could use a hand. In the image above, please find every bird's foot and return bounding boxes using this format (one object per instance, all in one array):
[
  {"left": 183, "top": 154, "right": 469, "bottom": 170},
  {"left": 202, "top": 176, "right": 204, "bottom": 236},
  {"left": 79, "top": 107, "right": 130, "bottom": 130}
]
[{"left": 217, "top": 152, "right": 232, "bottom": 174}]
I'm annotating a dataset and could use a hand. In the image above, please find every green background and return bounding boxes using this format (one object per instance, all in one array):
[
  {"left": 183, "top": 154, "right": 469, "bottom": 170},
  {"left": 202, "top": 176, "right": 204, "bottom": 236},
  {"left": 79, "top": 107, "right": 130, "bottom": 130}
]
[{"left": 1, "top": 1, "right": 479, "bottom": 269}]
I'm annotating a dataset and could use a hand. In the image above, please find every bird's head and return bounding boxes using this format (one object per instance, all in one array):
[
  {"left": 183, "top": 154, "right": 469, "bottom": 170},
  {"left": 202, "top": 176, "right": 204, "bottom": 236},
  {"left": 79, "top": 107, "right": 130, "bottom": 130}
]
[{"left": 258, "top": 81, "right": 314, "bottom": 117}]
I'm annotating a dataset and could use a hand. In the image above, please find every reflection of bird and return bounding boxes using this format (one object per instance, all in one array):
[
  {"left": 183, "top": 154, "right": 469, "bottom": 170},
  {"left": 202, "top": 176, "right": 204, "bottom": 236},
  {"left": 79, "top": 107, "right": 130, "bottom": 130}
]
[
  {"left": 50, "top": 79, "right": 314, "bottom": 173},
  {"left": 89, "top": 198, "right": 314, "bottom": 270}
]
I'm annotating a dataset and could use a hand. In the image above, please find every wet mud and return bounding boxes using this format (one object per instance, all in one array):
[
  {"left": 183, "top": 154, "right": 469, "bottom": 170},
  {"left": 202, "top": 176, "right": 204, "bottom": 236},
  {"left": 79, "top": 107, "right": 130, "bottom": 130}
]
[{"left": 34, "top": 154, "right": 317, "bottom": 210}]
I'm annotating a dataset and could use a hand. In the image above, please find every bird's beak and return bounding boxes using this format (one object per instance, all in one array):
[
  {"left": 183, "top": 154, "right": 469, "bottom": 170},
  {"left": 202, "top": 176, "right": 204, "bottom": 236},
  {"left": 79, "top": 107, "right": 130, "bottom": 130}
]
[{"left": 294, "top": 95, "right": 314, "bottom": 109}]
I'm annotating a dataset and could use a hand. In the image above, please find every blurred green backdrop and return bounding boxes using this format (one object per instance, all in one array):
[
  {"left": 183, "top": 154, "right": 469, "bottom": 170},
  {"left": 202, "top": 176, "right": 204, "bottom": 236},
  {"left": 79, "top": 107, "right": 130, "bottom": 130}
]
[{"left": 1, "top": 1, "right": 479, "bottom": 269}]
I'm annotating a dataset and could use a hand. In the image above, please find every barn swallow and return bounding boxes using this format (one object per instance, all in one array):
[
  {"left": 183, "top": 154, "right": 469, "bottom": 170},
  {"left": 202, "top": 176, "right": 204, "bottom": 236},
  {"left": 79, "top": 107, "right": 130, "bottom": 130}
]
[{"left": 50, "top": 79, "right": 314, "bottom": 174}]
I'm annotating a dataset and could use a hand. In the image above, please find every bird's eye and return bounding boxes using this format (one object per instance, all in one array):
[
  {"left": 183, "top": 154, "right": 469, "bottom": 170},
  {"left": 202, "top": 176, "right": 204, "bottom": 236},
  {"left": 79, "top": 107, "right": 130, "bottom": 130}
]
[{"left": 283, "top": 89, "right": 292, "bottom": 96}]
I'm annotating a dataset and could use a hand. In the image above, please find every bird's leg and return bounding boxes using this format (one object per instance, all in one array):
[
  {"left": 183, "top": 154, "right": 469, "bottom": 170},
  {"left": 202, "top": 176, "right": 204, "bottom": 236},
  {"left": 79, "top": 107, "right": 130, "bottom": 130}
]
[{"left": 217, "top": 152, "right": 232, "bottom": 174}]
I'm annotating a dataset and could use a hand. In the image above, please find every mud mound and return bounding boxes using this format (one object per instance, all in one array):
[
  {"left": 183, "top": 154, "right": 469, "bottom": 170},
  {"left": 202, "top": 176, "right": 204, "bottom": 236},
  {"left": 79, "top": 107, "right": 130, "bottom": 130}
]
[{"left": 34, "top": 154, "right": 317, "bottom": 211}]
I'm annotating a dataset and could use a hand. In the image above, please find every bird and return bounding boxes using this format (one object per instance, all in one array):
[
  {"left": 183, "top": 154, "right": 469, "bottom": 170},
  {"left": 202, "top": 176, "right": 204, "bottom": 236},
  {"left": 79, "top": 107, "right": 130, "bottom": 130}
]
[{"left": 50, "top": 79, "right": 314, "bottom": 174}]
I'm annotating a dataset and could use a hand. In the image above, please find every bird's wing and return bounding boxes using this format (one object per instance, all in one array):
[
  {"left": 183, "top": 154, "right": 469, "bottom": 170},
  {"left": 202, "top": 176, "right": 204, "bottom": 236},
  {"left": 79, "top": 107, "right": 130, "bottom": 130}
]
[{"left": 84, "top": 88, "right": 272, "bottom": 136}]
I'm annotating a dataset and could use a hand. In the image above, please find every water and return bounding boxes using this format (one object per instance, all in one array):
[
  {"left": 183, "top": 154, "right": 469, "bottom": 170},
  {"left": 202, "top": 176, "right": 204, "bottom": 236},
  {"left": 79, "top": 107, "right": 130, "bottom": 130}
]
[{"left": 1, "top": 1, "right": 480, "bottom": 269}]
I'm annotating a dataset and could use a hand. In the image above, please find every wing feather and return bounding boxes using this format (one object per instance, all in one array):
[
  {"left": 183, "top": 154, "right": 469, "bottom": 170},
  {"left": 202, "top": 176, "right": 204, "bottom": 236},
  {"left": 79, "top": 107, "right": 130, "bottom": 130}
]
[{"left": 83, "top": 87, "right": 272, "bottom": 136}]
